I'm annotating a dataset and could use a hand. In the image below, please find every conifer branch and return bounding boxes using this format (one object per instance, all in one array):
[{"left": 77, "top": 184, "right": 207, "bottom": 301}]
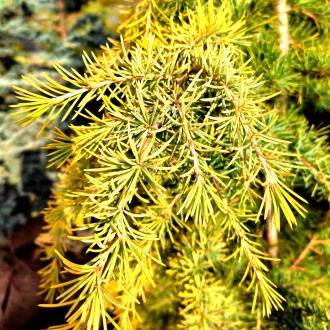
[{"left": 10, "top": 0, "right": 330, "bottom": 328}]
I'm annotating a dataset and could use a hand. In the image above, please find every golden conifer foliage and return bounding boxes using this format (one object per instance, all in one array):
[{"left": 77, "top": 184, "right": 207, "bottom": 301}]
[{"left": 12, "top": 0, "right": 330, "bottom": 329}]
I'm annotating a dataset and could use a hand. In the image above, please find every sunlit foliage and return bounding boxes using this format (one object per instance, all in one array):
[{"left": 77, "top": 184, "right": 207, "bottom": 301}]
[{"left": 12, "top": 0, "right": 330, "bottom": 329}]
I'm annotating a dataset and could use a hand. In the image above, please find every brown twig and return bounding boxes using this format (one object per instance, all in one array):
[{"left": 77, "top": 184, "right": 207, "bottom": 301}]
[
  {"left": 309, "top": 277, "right": 325, "bottom": 286},
  {"left": 266, "top": 197, "right": 279, "bottom": 260},
  {"left": 288, "top": 234, "right": 330, "bottom": 271},
  {"left": 265, "top": 1, "right": 290, "bottom": 261},
  {"left": 56, "top": 0, "right": 67, "bottom": 40},
  {"left": 275, "top": 0, "right": 290, "bottom": 55}
]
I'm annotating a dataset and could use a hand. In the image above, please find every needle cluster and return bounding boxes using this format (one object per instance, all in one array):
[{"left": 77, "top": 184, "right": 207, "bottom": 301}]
[{"left": 12, "top": 0, "right": 330, "bottom": 329}]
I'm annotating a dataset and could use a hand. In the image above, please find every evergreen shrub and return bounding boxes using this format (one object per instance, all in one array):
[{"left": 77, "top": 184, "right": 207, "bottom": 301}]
[{"left": 12, "top": 0, "right": 330, "bottom": 329}]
